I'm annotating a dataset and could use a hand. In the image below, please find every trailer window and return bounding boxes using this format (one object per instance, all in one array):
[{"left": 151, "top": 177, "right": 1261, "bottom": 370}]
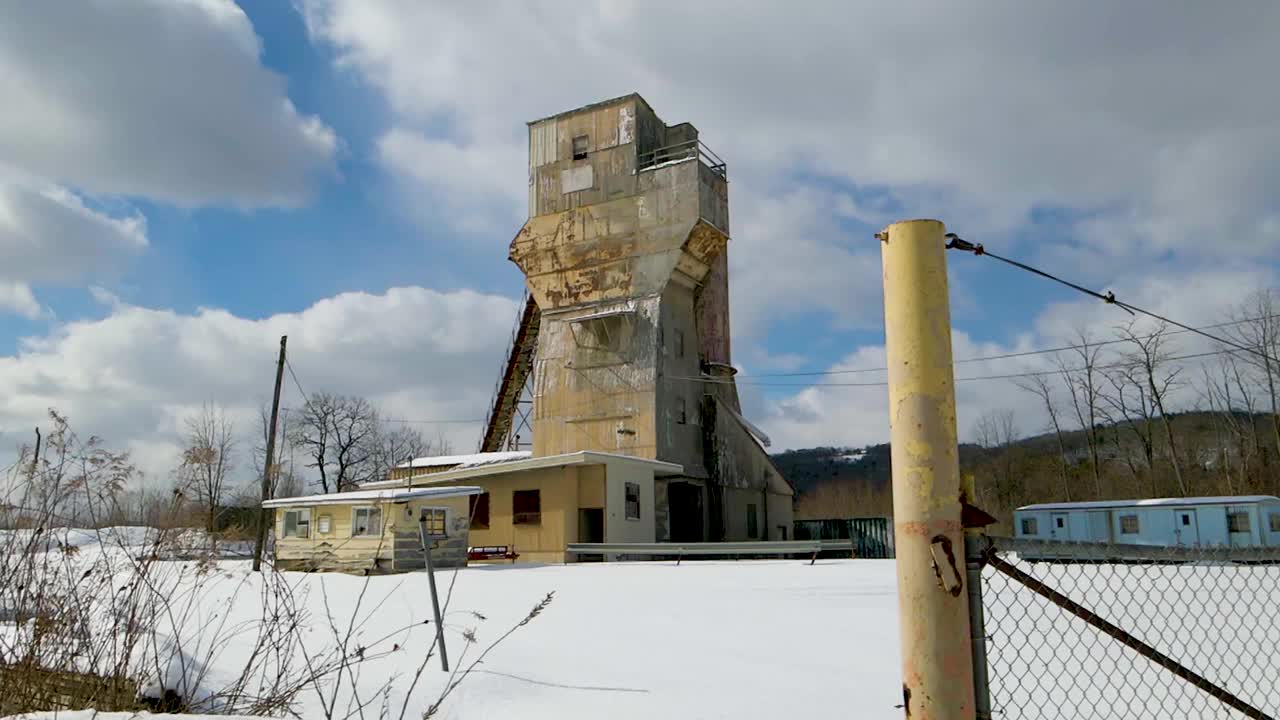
[
  {"left": 352, "top": 507, "right": 382, "bottom": 537},
  {"left": 1120, "top": 514, "right": 1139, "bottom": 535},
  {"left": 1020, "top": 518, "right": 1038, "bottom": 536},
  {"left": 1227, "top": 511, "right": 1250, "bottom": 533},
  {"left": 282, "top": 509, "right": 310, "bottom": 539},
  {"left": 1271, "top": 513, "right": 1280, "bottom": 533}
]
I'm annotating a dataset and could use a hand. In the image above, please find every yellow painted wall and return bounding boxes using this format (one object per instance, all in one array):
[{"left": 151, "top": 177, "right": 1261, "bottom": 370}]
[{"left": 428, "top": 466, "right": 579, "bottom": 563}]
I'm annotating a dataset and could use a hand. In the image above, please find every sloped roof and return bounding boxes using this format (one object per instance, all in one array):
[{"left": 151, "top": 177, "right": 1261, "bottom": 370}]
[{"left": 395, "top": 451, "right": 531, "bottom": 470}]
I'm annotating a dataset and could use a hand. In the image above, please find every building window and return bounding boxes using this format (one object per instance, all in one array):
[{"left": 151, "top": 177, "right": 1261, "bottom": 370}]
[
  {"left": 317, "top": 514, "right": 332, "bottom": 535},
  {"left": 1181, "top": 514, "right": 1192, "bottom": 526},
  {"left": 1120, "top": 514, "right": 1139, "bottom": 535},
  {"left": 677, "top": 397, "right": 687, "bottom": 424},
  {"left": 778, "top": 526, "right": 787, "bottom": 540},
  {"left": 282, "top": 509, "right": 310, "bottom": 539},
  {"left": 352, "top": 506, "right": 382, "bottom": 537},
  {"left": 469, "top": 493, "right": 490, "bottom": 529},
  {"left": 572, "top": 135, "right": 589, "bottom": 160},
  {"left": 513, "top": 489, "right": 541, "bottom": 525},
  {"left": 674, "top": 329, "right": 685, "bottom": 358},
  {"left": 420, "top": 507, "right": 447, "bottom": 538},
  {"left": 1020, "top": 518, "right": 1038, "bottom": 536},
  {"left": 1227, "top": 511, "right": 1251, "bottom": 533},
  {"left": 1055, "top": 517, "right": 1065, "bottom": 529},
  {"left": 1271, "top": 513, "right": 1280, "bottom": 533},
  {"left": 625, "top": 482, "right": 641, "bottom": 520},
  {"left": 746, "top": 504, "right": 758, "bottom": 539}
]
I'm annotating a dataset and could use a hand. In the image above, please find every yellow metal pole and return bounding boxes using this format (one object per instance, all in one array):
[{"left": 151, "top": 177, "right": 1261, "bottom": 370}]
[{"left": 878, "top": 219, "right": 975, "bottom": 719}]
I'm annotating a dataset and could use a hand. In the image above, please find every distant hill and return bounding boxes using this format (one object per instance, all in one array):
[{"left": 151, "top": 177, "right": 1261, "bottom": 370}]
[{"left": 773, "top": 411, "right": 1280, "bottom": 531}]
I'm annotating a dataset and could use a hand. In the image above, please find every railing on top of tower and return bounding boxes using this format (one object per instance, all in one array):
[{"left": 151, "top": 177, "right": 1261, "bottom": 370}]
[{"left": 636, "top": 139, "right": 727, "bottom": 179}]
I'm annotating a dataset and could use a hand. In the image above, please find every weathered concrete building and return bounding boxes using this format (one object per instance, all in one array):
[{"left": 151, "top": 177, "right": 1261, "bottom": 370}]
[{"left": 483, "top": 94, "right": 793, "bottom": 544}]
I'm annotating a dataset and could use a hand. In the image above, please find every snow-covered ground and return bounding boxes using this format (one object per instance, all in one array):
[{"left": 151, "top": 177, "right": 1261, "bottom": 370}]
[{"left": 6, "top": 530, "right": 1278, "bottom": 719}]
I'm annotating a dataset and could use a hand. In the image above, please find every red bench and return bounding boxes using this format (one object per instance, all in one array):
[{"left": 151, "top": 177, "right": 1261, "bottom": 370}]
[{"left": 467, "top": 545, "right": 519, "bottom": 563}]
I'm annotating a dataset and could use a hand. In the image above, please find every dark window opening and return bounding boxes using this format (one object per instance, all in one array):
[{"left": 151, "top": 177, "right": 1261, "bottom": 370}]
[
  {"left": 1120, "top": 514, "right": 1139, "bottom": 535},
  {"left": 778, "top": 525, "right": 787, "bottom": 540},
  {"left": 572, "top": 135, "right": 589, "bottom": 160},
  {"left": 1271, "top": 513, "right": 1280, "bottom": 533},
  {"left": 674, "top": 329, "right": 685, "bottom": 358},
  {"left": 746, "top": 504, "right": 758, "bottom": 539},
  {"left": 469, "top": 493, "right": 490, "bottom": 529},
  {"left": 513, "top": 489, "right": 541, "bottom": 525},
  {"left": 1227, "top": 511, "right": 1250, "bottom": 533},
  {"left": 1181, "top": 514, "right": 1191, "bottom": 526},
  {"left": 1020, "top": 518, "right": 1038, "bottom": 536},
  {"left": 625, "top": 482, "right": 641, "bottom": 520},
  {"left": 1055, "top": 517, "right": 1064, "bottom": 528},
  {"left": 677, "top": 397, "right": 687, "bottom": 424}
]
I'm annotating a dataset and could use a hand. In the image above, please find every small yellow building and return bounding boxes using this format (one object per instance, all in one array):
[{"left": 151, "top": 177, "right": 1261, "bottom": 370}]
[
  {"left": 363, "top": 450, "right": 684, "bottom": 564},
  {"left": 264, "top": 485, "right": 483, "bottom": 573}
]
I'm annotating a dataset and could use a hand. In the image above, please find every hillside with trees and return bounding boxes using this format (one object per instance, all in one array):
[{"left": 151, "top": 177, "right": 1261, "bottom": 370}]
[{"left": 778, "top": 290, "right": 1280, "bottom": 534}]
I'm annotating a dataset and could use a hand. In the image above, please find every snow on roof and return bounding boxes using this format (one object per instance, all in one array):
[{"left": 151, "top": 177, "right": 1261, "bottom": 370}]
[
  {"left": 1017, "top": 495, "right": 1280, "bottom": 512},
  {"left": 395, "top": 451, "right": 531, "bottom": 470},
  {"left": 263, "top": 485, "right": 483, "bottom": 509}
]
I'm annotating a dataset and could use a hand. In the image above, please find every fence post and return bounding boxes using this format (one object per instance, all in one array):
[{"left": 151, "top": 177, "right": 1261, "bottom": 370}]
[
  {"left": 961, "top": 478, "right": 993, "bottom": 719},
  {"left": 878, "top": 219, "right": 975, "bottom": 719}
]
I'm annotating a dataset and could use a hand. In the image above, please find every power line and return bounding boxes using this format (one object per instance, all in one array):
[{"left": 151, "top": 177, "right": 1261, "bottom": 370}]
[
  {"left": 667, "top": 344, "right": 1253, "bottom": 389},
  {"left": 945, "top": 234, "right": 1280, "bottom": 365},
  {"left": 743, "top": 312, "right": 1279, "bottom": 378}
]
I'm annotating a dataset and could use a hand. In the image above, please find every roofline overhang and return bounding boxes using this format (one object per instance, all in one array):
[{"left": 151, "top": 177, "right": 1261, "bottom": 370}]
[{"left": 361, "top": 451, "right": 685, "bottom": 489}]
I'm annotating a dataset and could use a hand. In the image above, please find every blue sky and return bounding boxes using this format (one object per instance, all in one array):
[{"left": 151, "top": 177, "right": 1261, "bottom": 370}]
[{"left": 2, "top": 1, "right": 1278, "bottom": 483}]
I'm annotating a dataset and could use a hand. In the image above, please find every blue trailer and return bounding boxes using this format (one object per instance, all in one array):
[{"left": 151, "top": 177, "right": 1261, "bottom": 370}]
[{"left": 1013, "top": 495, "right": 1280, "bottom": 549}]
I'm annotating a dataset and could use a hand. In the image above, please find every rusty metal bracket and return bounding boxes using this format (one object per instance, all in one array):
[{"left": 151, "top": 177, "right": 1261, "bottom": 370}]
[
  {"left": 985, "top": 551, "right": 1274, "bottom": 720},
  {"left": 929, "top": 535, "right": 963, "bottom": 597}
]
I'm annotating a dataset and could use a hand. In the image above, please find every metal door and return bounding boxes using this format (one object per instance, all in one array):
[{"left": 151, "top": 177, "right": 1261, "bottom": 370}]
[
  {"left": 1173, "top": 508, "right": 1199, "bottom": 546},
  {"left": 1050, "top": 512, "right": 1070, "bottom": 540},
  {"left": 1086, "top": 511, "right": 1111, "bottom": 543}
]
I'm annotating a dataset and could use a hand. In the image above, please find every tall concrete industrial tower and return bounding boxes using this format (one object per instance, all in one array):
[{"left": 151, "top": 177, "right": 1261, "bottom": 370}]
[{"left": 482, "top": 94, "right": 792, "bottom": 542}]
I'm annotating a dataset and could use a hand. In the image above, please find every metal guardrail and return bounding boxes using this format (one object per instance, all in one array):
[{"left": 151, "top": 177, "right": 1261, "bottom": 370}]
[
  {"left": 566, "top": 540, "right": 855, "bottom": 565},
  {"left": 636, "top": 139, "right": 727, "bottom": 178}
]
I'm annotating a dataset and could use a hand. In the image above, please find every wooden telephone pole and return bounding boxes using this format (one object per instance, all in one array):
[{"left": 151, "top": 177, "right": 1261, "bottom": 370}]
[{"left": 253, "top": 335, "right": 288, "bottom": 572}]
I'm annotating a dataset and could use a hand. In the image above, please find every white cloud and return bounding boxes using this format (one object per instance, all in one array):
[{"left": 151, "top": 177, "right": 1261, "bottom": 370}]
[
  {"left": 0, "top": 282, "right": 41, "bottom": 320},
  {"left": 302, "top": 1, "right": 1280, "bottom": 258},
  {"left": 302, "top": 0, "right": 1280, "bottom": 366},
  {"left": 376, "top": 129, "right": 525, "bottom": 236},
  {"left": 759, "top": 265, "right": 1280, "bottom": 451},
  {"left": 0, "top": 178, "right": 148, "bottom": 288},
  {"left": 0, "top": 0, "right": 337, "bottom": 207},
  {"left": 0, "top": 286, "right": 519, "bottom": 486}
]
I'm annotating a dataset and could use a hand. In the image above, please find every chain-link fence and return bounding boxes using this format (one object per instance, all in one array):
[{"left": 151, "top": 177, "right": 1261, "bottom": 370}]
[{"left": 970, "top": 536, "right": 1280, "bottom": 719}]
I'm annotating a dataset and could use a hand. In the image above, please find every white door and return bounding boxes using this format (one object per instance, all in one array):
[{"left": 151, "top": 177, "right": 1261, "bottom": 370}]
[
  {"left": 1087, "top": 511, "right": 1111, "bottom": 543},
  {"left": 1172, "top": 508, "right": 1199, "bottom": 547},
  {"left": 1050, "top": 512, "right": 1070, "bottom": 540}
]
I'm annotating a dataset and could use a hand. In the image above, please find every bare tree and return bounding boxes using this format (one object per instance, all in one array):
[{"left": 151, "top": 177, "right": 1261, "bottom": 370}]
[
  {"left": 1016, "top": 373, "right": 1072, "bottom": 501},
  {"left": 1115, "top": 320, "right": 1187, "bottom": 495},
  {"left": 254, "top": 404, "right": 303, "bottom": 499},
  {"left": 1222, "top": 290, "right": 1280, "bottom": 465},
  {"left": 178, "top": 403, "right": 236, "bottom": 534},
  {"left": 368, "top": 424, "right": 433, "bottom": 483},
  {"left": 293, "top": 393, "right": 381, "bottom": 493},
  {"left": 1057, "top": 330, "right": 1107, "bottom": 498}
]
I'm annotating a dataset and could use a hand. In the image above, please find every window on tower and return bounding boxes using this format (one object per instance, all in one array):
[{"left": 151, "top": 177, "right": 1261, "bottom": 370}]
[{"left": 572, "top": 135, "right": 589, "bottom": 160}]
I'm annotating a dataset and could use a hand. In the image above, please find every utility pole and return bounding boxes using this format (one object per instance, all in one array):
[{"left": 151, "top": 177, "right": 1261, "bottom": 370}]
[
  {"left": 253, "top": 335, "right": 288, "bottom": 572},
  {"left": 877, "top": 219, "right": 975, "bottom": 719}
]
